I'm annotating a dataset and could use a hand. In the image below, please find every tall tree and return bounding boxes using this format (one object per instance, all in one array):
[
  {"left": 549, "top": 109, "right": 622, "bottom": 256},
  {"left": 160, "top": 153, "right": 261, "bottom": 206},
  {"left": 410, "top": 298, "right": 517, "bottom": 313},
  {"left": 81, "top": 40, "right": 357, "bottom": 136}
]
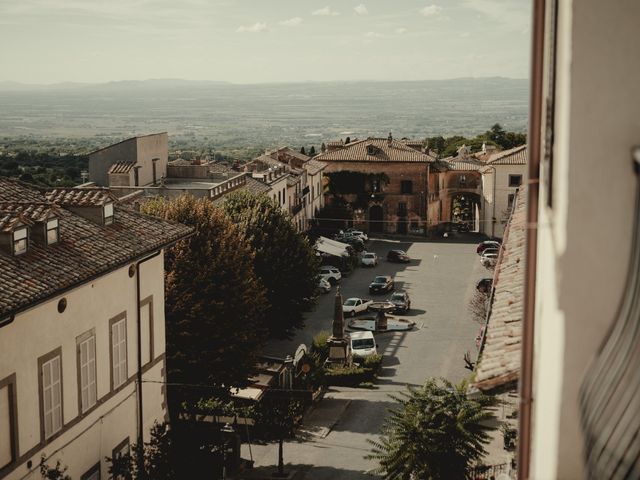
[
  {"left": 309, "top": 145, "right": 316, "bottom": 156},
  {"left": 142, "top": 196, "right": 268, "bottom": 404},
  {"left": 300, "top": 146, "right": 306, "bottom": 155},
  {"left": 222, "top": 191, "right": 320, "bottom": 338},
  {"left": 368, "top": 378, "right": 496, "bottom": 479}
]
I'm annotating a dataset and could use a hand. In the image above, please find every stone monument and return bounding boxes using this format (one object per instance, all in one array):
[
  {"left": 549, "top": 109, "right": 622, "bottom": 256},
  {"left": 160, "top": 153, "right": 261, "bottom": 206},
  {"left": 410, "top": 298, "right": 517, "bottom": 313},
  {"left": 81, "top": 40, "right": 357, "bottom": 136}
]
[{"left": 327, "top": 287, "right": 351, "bottom": 365}]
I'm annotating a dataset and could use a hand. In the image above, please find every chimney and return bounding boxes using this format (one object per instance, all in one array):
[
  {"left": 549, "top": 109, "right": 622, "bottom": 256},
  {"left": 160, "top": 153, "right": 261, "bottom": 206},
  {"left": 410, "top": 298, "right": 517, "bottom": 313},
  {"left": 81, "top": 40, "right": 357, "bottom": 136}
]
[{"left": 387, "top": 132, "right": 393, "bottom": 147}]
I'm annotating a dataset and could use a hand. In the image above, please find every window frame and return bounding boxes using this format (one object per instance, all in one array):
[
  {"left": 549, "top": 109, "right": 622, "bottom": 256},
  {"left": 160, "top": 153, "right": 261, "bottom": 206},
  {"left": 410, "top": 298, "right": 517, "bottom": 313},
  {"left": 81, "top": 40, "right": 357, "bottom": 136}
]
[
  {"left": 508, "top": 174, "right": 523, "bottom": 188},
  {"left": 38, "top": 347, "right": 64, "bottom": 442},
  {"left": 13, "top": 227, "right": 28, "bottom": 256},
  {"left": 400, "top": 180, "right": 413, "bottom": 194},
  {"left": 109, "top": 313, "right": 128, "bottom": 391},
  {"left": 103, "top": 203, "right": 114, "bottom": 226},
  {"left": 0, "top": 373, "right": 19, "bottom": 473},
  {"left": 80, "top": 462, "right": 101, "bottom": 480},
  {"left": 46, "top": 218, "right": 59, "bottom": 245},
  {"left": 111, "top": 437, "right": 130, "bottom": 480},
  {"left": 139, "top": 296, "right": 155, "bottom": 365},
  {"left": 76, "top": 329, "right": 97, "bottom": 415}
]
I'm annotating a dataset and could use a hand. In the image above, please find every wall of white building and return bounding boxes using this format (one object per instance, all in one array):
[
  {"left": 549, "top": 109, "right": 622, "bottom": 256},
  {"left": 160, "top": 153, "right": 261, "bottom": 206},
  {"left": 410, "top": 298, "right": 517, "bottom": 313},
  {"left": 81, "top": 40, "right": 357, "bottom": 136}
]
[
  {"left": 0, "top": 255, "right": 167, "bottom": 479},
  {"left": 530, "top": 0, "right": 640, "bottom": 477},
  {"left": 481, "top": 164, "right": 527, "bottom": 239}
]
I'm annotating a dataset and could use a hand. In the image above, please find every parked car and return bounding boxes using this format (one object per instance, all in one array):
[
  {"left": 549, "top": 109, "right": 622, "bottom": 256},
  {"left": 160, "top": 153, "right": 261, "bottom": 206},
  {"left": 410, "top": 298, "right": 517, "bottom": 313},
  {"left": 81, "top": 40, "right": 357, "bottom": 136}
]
[
  {"left": 346, "top": 230, "right": 368, "bottom": 242},
  {"left": 388, "top": 292, "right": 411, "bottom": 313},
  {"left": 387, "top": 250, "right": 411, "bottom": 263},
  {"left": 320, "top": 266, "right": 342, "bottom": 285},
  {"left": 318, "top": 277, "right": 332, "bottom": 293},
  {"left": 350, "top": 331, "right": 378, "bottom": 361},
  {"left": 335, "top": 235, "right": 365, "bottom": 252},
  {"left": 342, "top": 297, "right": 373, "bottom": 317},
  {"left": 477, "top": 240, "right": 501, "bottom": 255},
  {"left": 481, "top": 247, "right": 500, "bottom": 257},
  {"left": 476, "top": 278, "right": 493, "bottom": 294},
  {"left": 369, "top": 275, "right": 394, "bottom": 294},
  {"left": 481, "top": 253, "right": 498, "bottom": 267},
  {"left": 361, "top": 252, "right": 378, "bottom": 267}
]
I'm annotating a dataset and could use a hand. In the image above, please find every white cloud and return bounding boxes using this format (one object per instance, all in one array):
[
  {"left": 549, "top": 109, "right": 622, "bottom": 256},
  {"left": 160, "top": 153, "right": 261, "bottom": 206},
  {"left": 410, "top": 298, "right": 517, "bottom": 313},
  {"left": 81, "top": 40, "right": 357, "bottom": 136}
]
[
  {"left": 395, "top": 27, "right": 407, "bottom": 35},
  {"left": 279, "top": 17, "right": 302, "bottom": 26},
  {"left": 420, "top": 5, "right": 442, "bottom": 16},
  {"left": 312, "top": 6, "right": 339, "bottom": 16},
  {"left": 354, "top": 4, "right": 368, "bottom": 15},
  {"left": 236, "top": 21, "right": 268, "bottom": 33},
  {"left": 364, "top": 31, "right": 381, "bottom": 38}
]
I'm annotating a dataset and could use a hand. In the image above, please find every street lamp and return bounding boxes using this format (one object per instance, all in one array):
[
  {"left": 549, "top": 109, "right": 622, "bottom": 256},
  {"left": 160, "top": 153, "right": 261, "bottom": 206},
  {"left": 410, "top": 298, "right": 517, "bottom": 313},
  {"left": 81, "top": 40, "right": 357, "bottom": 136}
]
[
  {"left": 221, "top": 422, "right": 235, "bottom": 480},
  {"left": 273, "top": 356, "right": 295, "bottom": 478}
]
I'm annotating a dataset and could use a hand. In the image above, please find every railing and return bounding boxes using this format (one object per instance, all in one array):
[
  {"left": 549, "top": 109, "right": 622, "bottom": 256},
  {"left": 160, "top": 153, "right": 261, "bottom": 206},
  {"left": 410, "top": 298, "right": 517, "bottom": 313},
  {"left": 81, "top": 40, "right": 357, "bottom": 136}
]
[{"left": 209, "top": 174, "right": 247, "bottom": 201}]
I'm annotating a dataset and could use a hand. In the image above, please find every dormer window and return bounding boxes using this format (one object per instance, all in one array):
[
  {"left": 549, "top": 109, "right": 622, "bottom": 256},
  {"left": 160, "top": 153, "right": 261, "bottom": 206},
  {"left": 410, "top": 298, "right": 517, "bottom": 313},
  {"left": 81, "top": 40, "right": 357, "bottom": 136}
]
[
  {"left": 367, "top": 145, "right": 377, "bottom": 156},
  {"left": 104, "top": 203, "right": 114, "bottom": 226},
  {"left": 46, "top": 219, "right": 59, "bottom": 245},
  {"left": 13, "top": 227, "right": 28, "bottom": 255}
]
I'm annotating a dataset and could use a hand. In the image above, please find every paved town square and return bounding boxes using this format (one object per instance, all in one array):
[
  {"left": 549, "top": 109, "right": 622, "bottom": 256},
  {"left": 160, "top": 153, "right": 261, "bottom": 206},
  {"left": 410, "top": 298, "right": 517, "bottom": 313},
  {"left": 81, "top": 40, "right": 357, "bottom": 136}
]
[{"left": 247, "top": 236, "right": 487, "bottom": 479}]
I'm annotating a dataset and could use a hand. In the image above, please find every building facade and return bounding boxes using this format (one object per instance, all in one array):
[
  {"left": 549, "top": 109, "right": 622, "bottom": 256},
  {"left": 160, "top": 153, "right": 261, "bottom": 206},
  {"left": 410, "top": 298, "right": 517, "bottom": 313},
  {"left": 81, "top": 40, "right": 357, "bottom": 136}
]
[
  {"left": 315, "top": 135, "right": 435, "bottom": 234},
  {"left": 0, "top": 179, "right": 191, "bottom": 479},
  {"left": 88, "top": 133, "right": 169, "bottom": 188}
]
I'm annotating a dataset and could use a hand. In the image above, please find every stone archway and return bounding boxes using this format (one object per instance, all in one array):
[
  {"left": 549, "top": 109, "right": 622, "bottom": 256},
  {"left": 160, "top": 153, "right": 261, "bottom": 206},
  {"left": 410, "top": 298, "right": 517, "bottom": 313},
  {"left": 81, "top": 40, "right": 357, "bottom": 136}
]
[
  {"left": 369, "top": 205, "right": 384, "bottom": 232},
  {"left": 448, "top": 192, "right": 481, "bottom": 232}
]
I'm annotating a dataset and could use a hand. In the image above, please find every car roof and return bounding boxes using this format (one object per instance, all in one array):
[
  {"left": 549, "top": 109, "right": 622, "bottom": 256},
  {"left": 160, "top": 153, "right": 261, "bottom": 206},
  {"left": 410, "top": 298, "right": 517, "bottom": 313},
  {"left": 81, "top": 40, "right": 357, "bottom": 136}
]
[
  {"left": 350, "top": 331, "right": 375, "bottom": 340},
  {"left": 364, "top": 252, "right": 376, "bottom": 256},
  {"left": 374, "top": 275, "right": 390, "bottom": 280}
]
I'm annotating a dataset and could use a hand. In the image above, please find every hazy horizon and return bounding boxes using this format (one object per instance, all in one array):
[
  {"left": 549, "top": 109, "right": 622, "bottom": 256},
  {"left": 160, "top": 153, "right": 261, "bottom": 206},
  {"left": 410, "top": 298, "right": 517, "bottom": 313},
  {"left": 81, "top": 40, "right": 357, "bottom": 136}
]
[{"left": 1, "top": 0, "right": 532, "bottom": 84}]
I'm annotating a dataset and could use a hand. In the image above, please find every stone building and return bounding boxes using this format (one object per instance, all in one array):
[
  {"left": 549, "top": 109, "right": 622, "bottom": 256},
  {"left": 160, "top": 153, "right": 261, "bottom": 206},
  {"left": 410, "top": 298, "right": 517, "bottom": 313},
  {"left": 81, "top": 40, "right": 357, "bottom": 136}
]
[
  {"left": 88, "top": 133, "right": 168, "bottom": 188},
  {"left": 0, "top": 178, "right": 192, "bottom": 479},
  {"left": 315, "top": 135, "right": 436, "bottom": 234}
]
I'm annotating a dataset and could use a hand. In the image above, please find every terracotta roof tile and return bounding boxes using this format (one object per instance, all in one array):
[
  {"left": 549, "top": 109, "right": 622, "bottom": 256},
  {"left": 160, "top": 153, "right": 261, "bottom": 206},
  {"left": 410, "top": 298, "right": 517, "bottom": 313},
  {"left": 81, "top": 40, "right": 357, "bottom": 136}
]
[
  {"left": 482, "top": 145, "right": 527, "bottom": 165},
  {"left": 108, "top": 161, "right": 135, "bottom": 174},
  {"left": 45, "top": 187, "right": 118, "bottom": 207},
  {"left": 0, "top": 202, "right": 58, "bottom": 232},
  {"left": 305, "top": 159, "right": 327, "bottom": 175},
  {"left": 0, "top": 177, "right": 193, "bottom": 318},
  {"left": 473, "top": 187, "right": 526, "bottom": 391},
  {"left": 315, "top": 138, "right": 436, "bottom": 163}
]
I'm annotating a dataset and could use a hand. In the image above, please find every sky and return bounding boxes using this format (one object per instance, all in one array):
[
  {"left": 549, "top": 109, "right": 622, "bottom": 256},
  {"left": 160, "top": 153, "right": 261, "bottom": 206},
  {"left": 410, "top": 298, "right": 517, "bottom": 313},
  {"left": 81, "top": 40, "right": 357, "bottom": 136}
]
[{"left": 0, "top": 0, "right": 532, "bottom": 84}]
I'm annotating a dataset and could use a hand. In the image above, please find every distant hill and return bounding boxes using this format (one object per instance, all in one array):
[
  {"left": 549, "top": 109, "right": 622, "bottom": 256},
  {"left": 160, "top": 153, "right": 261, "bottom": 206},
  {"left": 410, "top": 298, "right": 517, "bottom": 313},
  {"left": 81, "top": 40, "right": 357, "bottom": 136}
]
[{"left": 0, "top": 77, "right": 529, "bottom": 152}]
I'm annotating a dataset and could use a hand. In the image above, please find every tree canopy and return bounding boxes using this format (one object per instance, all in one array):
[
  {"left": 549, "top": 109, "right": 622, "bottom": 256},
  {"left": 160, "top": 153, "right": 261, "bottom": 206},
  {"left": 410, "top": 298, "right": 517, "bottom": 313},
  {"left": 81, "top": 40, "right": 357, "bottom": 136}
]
[
  {"left": 426, "top": 123, "right": 526, "bottom": 158},
  {"left": 222, "top": 191, "right": 320, "bottom": 338},
  {"left": 141, "top": 195, "right": 268, "bottom": 403},
  {"left": 368, "top": 378, "right": 496, "bottom": 479}
]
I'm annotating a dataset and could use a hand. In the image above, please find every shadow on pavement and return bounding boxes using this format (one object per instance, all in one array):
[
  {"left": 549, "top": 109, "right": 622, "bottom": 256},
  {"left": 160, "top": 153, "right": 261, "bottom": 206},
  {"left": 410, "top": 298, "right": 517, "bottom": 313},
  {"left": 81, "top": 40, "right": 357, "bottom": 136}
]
[{"left": 240, "top": 463, "right": 377, "bottom": 480}]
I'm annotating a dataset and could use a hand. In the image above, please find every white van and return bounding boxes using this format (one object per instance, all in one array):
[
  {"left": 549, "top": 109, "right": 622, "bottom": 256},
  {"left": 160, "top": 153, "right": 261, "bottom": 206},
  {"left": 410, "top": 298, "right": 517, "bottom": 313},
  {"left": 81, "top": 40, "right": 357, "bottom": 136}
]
[{"left": 350, "top": 331, "right": 378, "bottom": 360}]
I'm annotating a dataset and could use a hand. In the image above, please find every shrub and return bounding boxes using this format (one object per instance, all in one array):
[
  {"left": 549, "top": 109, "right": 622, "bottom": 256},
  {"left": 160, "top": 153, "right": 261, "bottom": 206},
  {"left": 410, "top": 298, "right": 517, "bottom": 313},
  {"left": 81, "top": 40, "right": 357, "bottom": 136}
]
[{"left": 311, "top": 331, "right": 330, "bottom": 360}]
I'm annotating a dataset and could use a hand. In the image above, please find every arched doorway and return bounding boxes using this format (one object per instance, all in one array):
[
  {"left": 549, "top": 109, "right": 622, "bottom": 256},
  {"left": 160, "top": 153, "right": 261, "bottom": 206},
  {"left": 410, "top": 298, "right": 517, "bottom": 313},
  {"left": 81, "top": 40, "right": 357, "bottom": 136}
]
[
  {"left": 449, "top": 192, "right": 481, "bottom": 232},
  {"left": 369, "top": 205, "right": 383, "bottom": 232}
]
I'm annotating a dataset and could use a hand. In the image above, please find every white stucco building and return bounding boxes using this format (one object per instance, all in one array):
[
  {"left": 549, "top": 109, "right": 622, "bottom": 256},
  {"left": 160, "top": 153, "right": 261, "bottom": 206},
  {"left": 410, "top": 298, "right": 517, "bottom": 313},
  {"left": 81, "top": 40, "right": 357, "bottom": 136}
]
[{"left": 0, "top": 178, "right": 191, "bottom": 479}]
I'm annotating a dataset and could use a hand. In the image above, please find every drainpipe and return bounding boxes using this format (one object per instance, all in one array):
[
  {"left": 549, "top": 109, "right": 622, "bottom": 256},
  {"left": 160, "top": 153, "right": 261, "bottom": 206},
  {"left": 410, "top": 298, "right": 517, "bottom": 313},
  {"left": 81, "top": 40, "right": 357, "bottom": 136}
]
[
  {"left": 518, "top": 0, "right": 544, "bottom": 477},
  {"left": 135, "top": 249, "right": 163, "bottom": 479},
  {"left": 152, "top": 158, "right": 159, "bottom": 186},
  {"left": 485, "top": 166, "right": 497, "bottom": 238}
]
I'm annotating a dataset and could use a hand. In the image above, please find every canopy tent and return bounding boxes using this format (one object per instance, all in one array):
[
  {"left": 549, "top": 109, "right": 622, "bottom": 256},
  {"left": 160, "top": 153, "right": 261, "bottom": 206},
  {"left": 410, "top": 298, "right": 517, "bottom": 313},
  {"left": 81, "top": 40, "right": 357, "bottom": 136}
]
[{"left": 316, "top": 236, "right": 350, "bottom": 257}]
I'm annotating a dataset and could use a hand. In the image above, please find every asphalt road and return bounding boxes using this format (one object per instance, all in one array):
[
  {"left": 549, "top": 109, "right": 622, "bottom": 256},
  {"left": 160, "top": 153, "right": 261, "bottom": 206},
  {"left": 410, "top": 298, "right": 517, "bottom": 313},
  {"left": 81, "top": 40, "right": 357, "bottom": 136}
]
[{"left": 244, "top": 235, "right": 488, "bottom": 479}]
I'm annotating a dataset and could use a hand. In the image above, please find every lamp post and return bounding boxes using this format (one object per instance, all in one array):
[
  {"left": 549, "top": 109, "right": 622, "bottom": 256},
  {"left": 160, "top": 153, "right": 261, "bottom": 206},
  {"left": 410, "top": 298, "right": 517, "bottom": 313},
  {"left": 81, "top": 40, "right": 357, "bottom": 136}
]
[
  {"left": 274, "top": 356, "right": 294, "bottom": 478},
  {"left": 221, "top": 422, "right": 235, "bottom": 480}
]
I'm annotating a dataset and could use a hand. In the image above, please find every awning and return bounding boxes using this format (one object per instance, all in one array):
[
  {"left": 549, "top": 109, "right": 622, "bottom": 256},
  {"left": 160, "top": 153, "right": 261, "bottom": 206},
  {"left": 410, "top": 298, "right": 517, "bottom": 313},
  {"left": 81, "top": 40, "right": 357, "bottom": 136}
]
[{"left": 316, "top": 236, "right": 350, "bottom": 257}]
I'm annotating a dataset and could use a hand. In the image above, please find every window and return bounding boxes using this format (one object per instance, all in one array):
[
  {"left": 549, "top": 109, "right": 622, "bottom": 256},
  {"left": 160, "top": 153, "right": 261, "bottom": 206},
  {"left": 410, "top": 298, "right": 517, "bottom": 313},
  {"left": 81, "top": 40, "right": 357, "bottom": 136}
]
[
  {"left": 110, "top": 315, "right": 127, "bottom": 390},
  {"left": 509, "top": 174, "right": 523, "bottom": 187},
  {"left": 508, "top": 194, "right": 515, "bottom": 209},
  {"left": 140, "top": 297, "right": 154, "bottom": 365},
  {"left": 13, "top": 228, "right": 27, "bottom": 255},
  {"left": 0, "top": 374, "right": 18, "bottom": 470},
  {"left": 458, "top": 174, "right": 467, "bottom": 186},
  {"left": 111, "top": 438, "right": 129, "bottom": 480},
  {"left": 81, "top": 463, "right": 100, "bottom": 480},
  {"left": 278, "top": 190, "right": 281, "bottom": 205},
  {"left": 46, "top": 219, "right": 59, "bottom": 245},
  {"left": 39, "top": 349, "right": 63, "bottom": 440},
  {"left": 103, "top": 203, "right": 114, "bottom": 226},
  {"left": 400, "top": 180, "right": 413, "bottom": 194},
  {"left": 398, "top": 202, "right": 408, "bottom": 215},
  {"left": 77, "top": 330, "right": 97, "bottom": 414}
]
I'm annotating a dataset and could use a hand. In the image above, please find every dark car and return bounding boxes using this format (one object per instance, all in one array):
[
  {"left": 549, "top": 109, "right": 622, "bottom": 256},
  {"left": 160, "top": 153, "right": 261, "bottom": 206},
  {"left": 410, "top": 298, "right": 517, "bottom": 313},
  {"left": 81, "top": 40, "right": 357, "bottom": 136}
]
[
  {"left": 477, "top": 240, "right": 501, "bottom": 255},
  {"left": 387, "top": 250, "right": 410, "bottom": 263},
  {"left": 476, "top": 278, "right": 493, "bottom": 294},
  {"left": 369, "top": 275, "right": 394, "bottom": 294},
  {"left": 336, "top": 234, "right": 365, "bottom": 252},
  {"left": 389, "top": 292, "right": 411, "bottom": 313}
]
